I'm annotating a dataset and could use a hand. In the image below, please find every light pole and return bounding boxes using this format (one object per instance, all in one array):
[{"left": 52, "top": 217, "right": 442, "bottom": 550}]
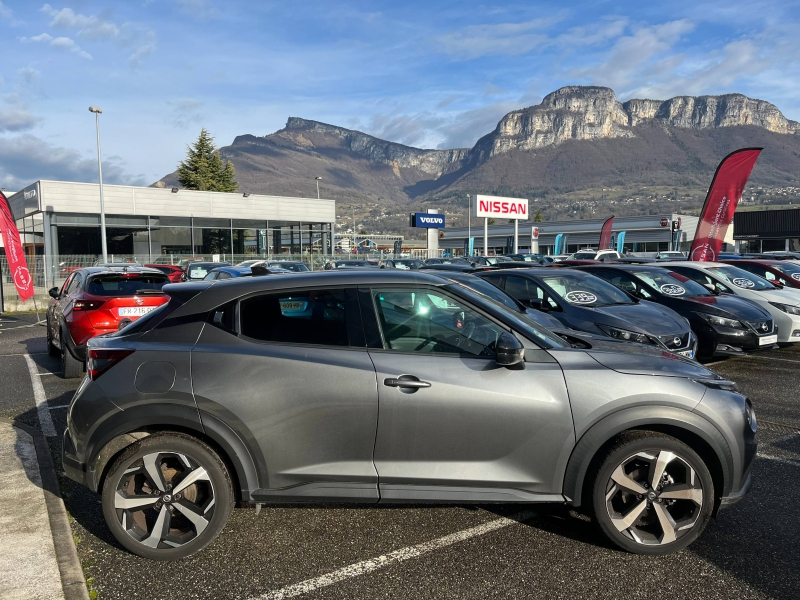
[
  {"left": 315, "top": 176, "right": 322, "bottom": 199},
  {"left": 467, "top": 194, "right": 471, "bottom": 256},
  {"left": 89, "top": 106, "right": 107, "bottom": 263}
]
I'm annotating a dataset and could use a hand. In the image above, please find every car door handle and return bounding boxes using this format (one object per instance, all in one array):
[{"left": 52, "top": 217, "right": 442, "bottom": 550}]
[{"left": 384, "top": 378, "right": 431, "bottom": 389}]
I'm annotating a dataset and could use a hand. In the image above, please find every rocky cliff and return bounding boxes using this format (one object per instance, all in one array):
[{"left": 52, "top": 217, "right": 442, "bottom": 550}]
[
  {"left": 471, "top": 86, "right": 800, "bottom": 162},
  {"left": 155, "top": 86, "right": 800, "bottom": 215}
]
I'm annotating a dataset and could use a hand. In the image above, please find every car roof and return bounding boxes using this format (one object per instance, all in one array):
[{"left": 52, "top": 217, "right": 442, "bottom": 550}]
[
  {"left": 723, "top": 259, "right": 784, "bottom": 265},
  {"left": 211, "top": 266, "right": 253, "bottom": 274},
  {"left": 168, "top": 269, "right": 452, "bottom": 316},
  {"left": 579, "top": 264, "right": 671, "bottom": 272},
  {"left": 73, "top": 266, "right": 165, "bottom": 276},
  {"left": 656, "top": 261, "right": 726, "bottom": 268}
]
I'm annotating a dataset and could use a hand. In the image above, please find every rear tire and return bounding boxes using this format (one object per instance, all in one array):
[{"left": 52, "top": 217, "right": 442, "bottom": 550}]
[
  {"left": 101, "top": 434, "right": 233, "bottom": 560},
  {"left": 60, "top": 336, "right": 84, "bottom": 379},
  {"left": 590, "top": 431, "right": 714, "bottom": 555}
]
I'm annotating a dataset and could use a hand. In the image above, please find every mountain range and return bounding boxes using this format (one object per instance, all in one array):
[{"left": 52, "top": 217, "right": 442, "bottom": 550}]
[{"left": 156, "top": 86, "right": 800, "bottom": 227}]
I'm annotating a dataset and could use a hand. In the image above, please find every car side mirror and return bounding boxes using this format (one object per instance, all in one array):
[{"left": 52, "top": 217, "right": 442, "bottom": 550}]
[
  {"left": 48, "top": 286, "right": 60, "bottom": 299},
  {"left": 496, "top": 332, "right": 525, "bottom": 368},
  {"left": 525, "top": 298, "right": 544, "bottom": 311}
]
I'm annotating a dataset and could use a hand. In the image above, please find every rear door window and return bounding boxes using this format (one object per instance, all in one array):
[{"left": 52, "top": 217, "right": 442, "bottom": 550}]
[{"left": 240, "top": 288, "right": 359, "bottom": 347}]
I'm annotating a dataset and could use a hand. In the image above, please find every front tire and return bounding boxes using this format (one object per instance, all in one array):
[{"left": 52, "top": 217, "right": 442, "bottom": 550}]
[
  {"left": 591, "top": 431, "right": 714, "bottom": 555},
  {"left": 101, "top": 434, "right": 233, "bottom": 560}
]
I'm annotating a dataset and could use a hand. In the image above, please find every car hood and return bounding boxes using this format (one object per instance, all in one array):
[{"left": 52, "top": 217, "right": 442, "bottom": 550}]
[
  {"left": 686, "top": 294, "right": 768, "bottom": 320},
  {"left": 590, "top": 301, "right": 687, "bottom": 335},
  {"left": 587, "top": 346, "right": 716, "bottom": 378},
  {"left": 750, "top": 287, "right": 800, "bottom": 305}
]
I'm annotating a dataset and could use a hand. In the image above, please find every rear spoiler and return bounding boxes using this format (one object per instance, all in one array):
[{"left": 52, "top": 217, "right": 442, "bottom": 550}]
[{"left": 162, "top": 281, "right": 213, "bottom": 303}]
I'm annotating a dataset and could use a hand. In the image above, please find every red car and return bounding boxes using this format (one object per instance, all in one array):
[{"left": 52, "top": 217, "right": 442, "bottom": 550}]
[
  {"left": 46, "top": 266, "right": 171, "bottom": 378},
  {"left": 722, "top": 259, "right": 800, "bottom": 289},
  {"left": 145, "top": 263, "right": 185, "bottom": 282}
]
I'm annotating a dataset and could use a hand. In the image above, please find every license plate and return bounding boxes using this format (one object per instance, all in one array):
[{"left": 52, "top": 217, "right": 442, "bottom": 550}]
[
  {"left": 759, "top": 334, "right": 778, "bottom": 346},
  {"left": 279, "top": 301, "right": 306, "bottom": 311},
  {"left": 676, "top": 349, "right": 694, "bottom": 359},
  {"left": 118, "top": 306, "right": 156, "bottom": 317}
]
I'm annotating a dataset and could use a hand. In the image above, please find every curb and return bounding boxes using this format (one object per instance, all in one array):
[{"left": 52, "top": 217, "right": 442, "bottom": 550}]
[{"left": 3, "top": 419, "right": 90, "bottom": 600}]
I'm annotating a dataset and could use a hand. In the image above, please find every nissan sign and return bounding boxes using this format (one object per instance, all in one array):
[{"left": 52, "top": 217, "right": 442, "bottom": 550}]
[
  {"left": 411, "top": 212, "right": 446, "bottom": 228},
  {"left": 475, "top": 195, "right": 528, "bottom": 220}
]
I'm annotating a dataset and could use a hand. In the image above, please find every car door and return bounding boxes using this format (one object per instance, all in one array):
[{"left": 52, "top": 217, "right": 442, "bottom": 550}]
[
  {"left": 53, "top": 272, "right": 83, "bottom": 347},
  {"left": 364, "top": 284, "right": 573, "bottom": 501},
  {"left": 191, "top": 285, "right": 380, "bottom": 501}
]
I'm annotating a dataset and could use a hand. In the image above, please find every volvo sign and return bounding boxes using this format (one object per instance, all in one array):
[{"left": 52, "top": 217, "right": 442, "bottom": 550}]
[{"left": 410, "top": 212, "right": 445, "bottom": 228}]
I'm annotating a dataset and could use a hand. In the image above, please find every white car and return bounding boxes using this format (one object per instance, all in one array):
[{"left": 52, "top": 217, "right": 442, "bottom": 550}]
[
  {"left": 660, "top": 261, "right": 800, "bottom": 343},
  {"left": 567, "top": 249, "right": 621, "bottom": 261}
]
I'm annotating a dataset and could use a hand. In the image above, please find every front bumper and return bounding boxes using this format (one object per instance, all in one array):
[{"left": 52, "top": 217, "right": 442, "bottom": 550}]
[{"left": 719, "top": 471, "right": 753, "bottom": 509}]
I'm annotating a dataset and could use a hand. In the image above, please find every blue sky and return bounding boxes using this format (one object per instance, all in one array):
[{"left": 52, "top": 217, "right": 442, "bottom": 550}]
[{"left": 1, "top": 0, "right": 799, "bottom": 190}]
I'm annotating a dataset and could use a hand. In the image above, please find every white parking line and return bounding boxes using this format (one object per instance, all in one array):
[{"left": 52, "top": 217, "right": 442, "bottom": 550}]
[
  {"left": 23, "top": 354, "right": 56, "bottom": 437},
  {"left": 252, "top": 510, "right": 535, "bottom": 600}
]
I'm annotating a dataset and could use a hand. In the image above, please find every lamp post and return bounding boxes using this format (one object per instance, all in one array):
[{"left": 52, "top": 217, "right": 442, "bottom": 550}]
[
  {"left": 315, "top": 176, "right": 322, "bottom": 199},
  {"left": 89, "top": 106, "right": 107, "bottom": 263}
]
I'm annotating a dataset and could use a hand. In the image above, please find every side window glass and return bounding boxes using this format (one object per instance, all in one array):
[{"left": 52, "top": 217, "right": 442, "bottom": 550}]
[
  {"left": 372, "top": 287, "right": 506, "bottom": 357},
  {"left": 66, "top": 274, "right": 81, "bottom": 295},
  {"left": 240, "top": 288, "right": 351, "bottom": 347},
  {"left": 505, "top": 276, "right": 543, "bottom": 301},
  {"left": 203, "top": 271, "right": 218, "bottom": 281},
  {"left": 60, "top": 274, "right": 74, "bottom": 296},
  {"left": 217, "top": 272, "right": 231, "bottom": 280}
]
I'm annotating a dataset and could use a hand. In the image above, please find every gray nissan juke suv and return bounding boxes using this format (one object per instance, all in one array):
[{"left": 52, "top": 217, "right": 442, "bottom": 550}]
[{"left": 62, "top": 270, "right": 756, "bottom": 560}]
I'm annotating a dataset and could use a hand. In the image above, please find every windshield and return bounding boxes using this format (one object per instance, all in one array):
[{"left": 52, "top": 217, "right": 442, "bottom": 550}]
[
  {"left": 187, "top": 263, "right": 229, "bottom": 279},
  {"left": 271, "top": 262, "right": 309, "bottom": 272},
  {"left": 569, "top": 252, "right": 597, "bottom": 260},
  {"left": 391, "top": 260, "right": 425, "bottom": 270},
  {"left": 337, "top": 261, "right": 374, "bottom": 268},
  {"left": 773, "top": 262, "right": 800, "bottom": 280},
  {"left": 87, "top": 274, "right": 168, "bottom": 296},
  {"left": 541, "top": 272, "right": 634, "bottom": 306},
  {"left": 707, "top": 266, "right": 776, "bottom": 291},
  {"left": 630, "top": 270, "right": 711, "bottom": 297},
  {"left": 449, "top": 276, "right": 522, "bottom": 312},
  {"left": 446, "top": 285, "right": 567, "bottom": 349}
]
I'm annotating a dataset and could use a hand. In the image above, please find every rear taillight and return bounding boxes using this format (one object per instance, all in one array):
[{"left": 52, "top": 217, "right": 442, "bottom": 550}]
[
  {"left": 74, "top": 300, "right": 105, "bottom": 311},
  {"left": 87, "top": 348, "right": 134, "bottom": 380}
]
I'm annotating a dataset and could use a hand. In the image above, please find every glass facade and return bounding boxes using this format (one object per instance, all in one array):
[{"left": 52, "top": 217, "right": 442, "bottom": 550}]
[{"left": 44, "top": 213, "right": 333, "bottom": 259}]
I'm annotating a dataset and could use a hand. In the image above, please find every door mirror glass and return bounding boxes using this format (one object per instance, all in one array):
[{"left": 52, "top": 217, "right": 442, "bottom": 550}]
[
  {"left": 495, "top": 331, "right": 525, "bottom": 367},
  {"left": 48, "top": 287, "right": 59, "bottom": 299}
]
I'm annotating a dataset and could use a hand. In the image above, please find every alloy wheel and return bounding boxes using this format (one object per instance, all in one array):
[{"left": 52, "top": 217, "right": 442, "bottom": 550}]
[
  {"left": 113, "top": 451, "right": 216, "bottom": 549},
  {"left": 604, "top": 450, "right": 704, "bottom": 546}
]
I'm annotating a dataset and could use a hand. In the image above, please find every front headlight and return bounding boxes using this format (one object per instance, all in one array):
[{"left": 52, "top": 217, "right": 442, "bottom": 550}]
[
  {"left": 596, "top": 324, "right": 655, "bottom": 344},
  {"left": 696, "top": 312, "right": 745, "bottom": 329},
  {"left": 695, "top": 378, "right": 738, "bottom": 392},
  {"left": 769, "top": 302, "right": 800, "bottom": 316}
]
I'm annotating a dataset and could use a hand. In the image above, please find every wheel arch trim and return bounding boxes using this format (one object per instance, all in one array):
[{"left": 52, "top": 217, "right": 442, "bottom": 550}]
[
  {"left": 563, "top": 406, "right": 734, "bottom": 507},
  {"left": 86, "top": 403, "right": 261, "bottom": 499}
]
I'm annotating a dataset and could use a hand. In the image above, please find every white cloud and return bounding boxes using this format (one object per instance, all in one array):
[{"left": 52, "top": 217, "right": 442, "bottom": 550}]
[
  {"left": 38, "top": 4, "right": 157, "bottom": 67},
  {"left": 0, "top": 1, "right": 12, "bottom": 20},
  {"left": 0, "top": 134, "right": 146, "bottom": 189},
  {"left": 437, "top": 17, "right": 557, "bottom": 59},
  {"left": 41, "top": 4, "right": 119, "bottom": 40},
  {"left": 20, "top": 32, "right": 93, "bottom": 59},
  {"left": 17, "top": 66, "right": 40, "bottom": 84},
  {"left": 168, "top": 99, "right": 204, "bottom": 128},
  {"left": 569, "top": 19, "right": 696, "bottom": 97}
]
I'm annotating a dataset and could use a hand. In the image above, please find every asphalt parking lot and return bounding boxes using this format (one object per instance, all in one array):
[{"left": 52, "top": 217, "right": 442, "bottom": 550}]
[{"left": 1, "top": 313, "right": 799, "bottom": 600}]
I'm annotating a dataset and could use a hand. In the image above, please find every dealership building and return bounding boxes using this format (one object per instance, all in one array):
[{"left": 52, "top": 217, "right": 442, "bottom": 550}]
[
  {"left": 5, "top": 180, "right": 336, "bottom": 261},
  {"left": 440, "top": 213, "right": 715, "bottom": 255},
  {"left": 732, "top": 208, "right": 800, "bottom": 253}
]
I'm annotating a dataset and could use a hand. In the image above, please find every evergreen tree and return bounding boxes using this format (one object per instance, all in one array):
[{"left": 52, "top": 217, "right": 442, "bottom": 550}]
[
  {"left": 177, "top": 128, "right": 238, "bottom": 192},
  {"left": 534, "top": 208, "right": 544, "bottom": 222}
]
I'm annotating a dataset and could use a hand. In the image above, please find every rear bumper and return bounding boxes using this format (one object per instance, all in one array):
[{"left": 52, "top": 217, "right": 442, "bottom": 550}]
[{"left": 62, "top": 428, "right": 87, "bottom": 487}]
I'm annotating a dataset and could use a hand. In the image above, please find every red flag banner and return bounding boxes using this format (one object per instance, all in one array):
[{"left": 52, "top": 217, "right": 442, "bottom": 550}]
[
  {"left": 598, "top": 216, "right": 614, "bottom": 250},
  {"left": 0, "top": 191, "right": 34, "bottom": 301},
  {"left": 689, "top": 148, "right": 762, "bottom": 261}
]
